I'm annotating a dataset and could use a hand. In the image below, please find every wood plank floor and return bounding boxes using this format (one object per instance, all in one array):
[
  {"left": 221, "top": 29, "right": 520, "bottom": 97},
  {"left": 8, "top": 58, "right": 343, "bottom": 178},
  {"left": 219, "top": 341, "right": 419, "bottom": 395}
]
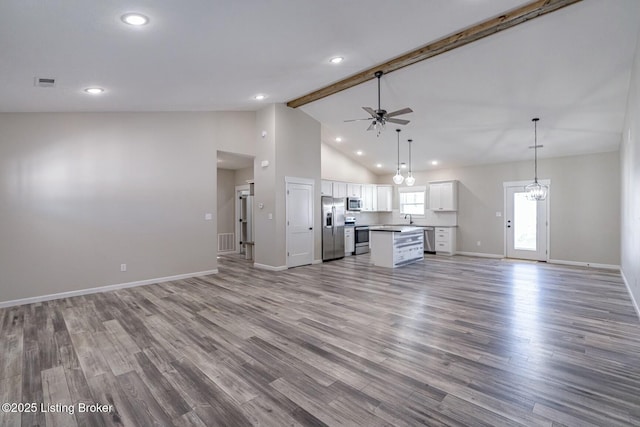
[{"left": 2, "top": 254, "right": 640, "bottom": 426}]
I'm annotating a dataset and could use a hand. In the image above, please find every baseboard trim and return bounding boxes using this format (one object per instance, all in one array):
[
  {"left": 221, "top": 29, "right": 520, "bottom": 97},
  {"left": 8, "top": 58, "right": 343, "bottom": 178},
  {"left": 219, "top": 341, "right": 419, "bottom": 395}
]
[
  {"left": 455, "top": 251, "right": 504, "bottom": 259},
  {"left": 548, "top": 259, "right": 620, "bottom": 270},
  {"left": 0, "top": 269, "right": 219, "bottom": 309},
  {"left": 253, "top": 263, "right": 288, "bottom": 272},
  {"left": 621, "top": 269, "right": 640, "bottom": 321}
]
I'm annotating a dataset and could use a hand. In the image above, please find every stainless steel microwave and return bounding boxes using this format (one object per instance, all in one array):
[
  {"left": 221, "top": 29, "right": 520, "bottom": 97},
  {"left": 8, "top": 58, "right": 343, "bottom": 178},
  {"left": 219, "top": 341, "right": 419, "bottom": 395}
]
[{"left": 346, "top": 197, "right": 362, "bottom": 211}]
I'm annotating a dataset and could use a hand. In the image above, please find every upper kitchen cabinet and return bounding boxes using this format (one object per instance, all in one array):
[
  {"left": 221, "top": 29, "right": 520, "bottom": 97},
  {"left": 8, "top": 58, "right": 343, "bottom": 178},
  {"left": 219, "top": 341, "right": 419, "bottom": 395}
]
[
  {"left": 321, "top": 180, "right": 333, "bottom": 196},
  {"left": 347, "top": 183, "right": 362, "bottom": 198},
  {"left": 376, "top": 185, "right": 393, "bottom": 212},
  {"left": 333, "top": 182, "right": 348, "bottom": 198},
  {"left": 429, "top": 180, "right": 458, "bottom": 211},
  {"left": 361, "top": 184, "right": 377, "bottom": 211}
]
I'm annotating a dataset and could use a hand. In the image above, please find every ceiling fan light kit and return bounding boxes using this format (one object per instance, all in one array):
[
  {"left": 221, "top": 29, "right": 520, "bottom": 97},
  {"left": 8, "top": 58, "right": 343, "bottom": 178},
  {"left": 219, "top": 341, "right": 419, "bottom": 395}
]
[
  {"left": 345, "top": 71, "right": 412, "bottom": 137},
  {"left": 525, "top": 117, "right": 548, "bottom": 201},
  {"left": 393, "top": 129, "right": 405, "bottom": 185}
]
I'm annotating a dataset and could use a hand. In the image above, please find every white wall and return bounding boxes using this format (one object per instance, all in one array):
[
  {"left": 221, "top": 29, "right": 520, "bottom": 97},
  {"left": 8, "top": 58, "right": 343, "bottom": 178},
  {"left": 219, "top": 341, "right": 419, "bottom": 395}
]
[
  {"left": 217, "top": 169, "right": 236, "bottom": 235},
  {"left": 234, "top": 166, "right": 254, "bottom": 186},
  {"left": 621, "top": 27, "right": 640, "bottom": 314},
  {"left": 321, "top": 143, "right": 378, "bottom": 183},
  {"left": 253, "top": 105, "right": 278, "bottom": 268},
  {"left": 253, "top": 104, "right": 321, "bottom": 268},
  {"left": 0, "top": 111, "right": 255, "bottom": 304},
  {"left": 380, "top": 151, "right": 620, "bottom": 266}
]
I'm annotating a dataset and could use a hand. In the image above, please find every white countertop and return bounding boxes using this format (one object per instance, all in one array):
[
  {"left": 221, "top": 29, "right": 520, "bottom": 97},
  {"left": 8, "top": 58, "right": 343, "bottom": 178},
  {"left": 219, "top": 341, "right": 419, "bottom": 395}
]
[{"left": 369, "top": 225, "right": 424, "bottom": 233}]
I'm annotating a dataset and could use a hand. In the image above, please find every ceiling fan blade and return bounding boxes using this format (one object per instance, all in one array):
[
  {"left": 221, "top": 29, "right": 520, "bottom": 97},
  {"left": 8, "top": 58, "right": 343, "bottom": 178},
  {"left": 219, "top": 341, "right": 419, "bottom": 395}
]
[
  {"left": 366, "top": 121, "right": 376, "bottom": 131},
  {"left": 386, "top": 107, "right": 413, "bottom": 118},
  {"left": 362, "top": 107, "right": 377, "bottom": 118},
  {"left": 344, "top": 118, "right": 373, "bottom": 122},
  {"left": 387, "top": 118, "right": 410, "bottom": 125}
]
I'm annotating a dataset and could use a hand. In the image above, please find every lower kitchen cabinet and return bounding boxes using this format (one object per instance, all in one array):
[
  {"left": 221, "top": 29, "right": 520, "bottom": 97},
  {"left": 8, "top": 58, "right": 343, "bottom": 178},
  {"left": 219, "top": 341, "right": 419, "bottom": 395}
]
[
  {"left": 435, "top": 227, "right": 456, "bottom": 255},
  {"left": 344, "top": 227, "right": 354, "bottom": 255}
]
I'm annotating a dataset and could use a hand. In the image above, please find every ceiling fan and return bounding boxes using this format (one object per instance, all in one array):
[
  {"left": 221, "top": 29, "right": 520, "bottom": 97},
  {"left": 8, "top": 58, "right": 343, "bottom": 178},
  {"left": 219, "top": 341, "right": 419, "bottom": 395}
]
[{"left": 345, "top": 71, "right": 413, "bottom": 136}]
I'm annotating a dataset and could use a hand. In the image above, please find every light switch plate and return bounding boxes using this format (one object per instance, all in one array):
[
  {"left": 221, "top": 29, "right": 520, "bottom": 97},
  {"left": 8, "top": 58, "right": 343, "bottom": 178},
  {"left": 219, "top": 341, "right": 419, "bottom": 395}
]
[
  {"left": 205, "top": 213, "right": 213, "bottom": 220},
  {"left": 496, "top": 211, "right": 502, "bottom": 217},
  {"left": 268, "top": 213, "right": 273, "bottom": 220}
]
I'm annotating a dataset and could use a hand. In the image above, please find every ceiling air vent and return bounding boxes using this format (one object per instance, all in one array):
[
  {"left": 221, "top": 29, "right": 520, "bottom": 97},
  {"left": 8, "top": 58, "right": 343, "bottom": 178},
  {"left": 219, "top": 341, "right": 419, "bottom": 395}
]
[{"left": 34, "top": 77, "right": 56, "bottom": 88}]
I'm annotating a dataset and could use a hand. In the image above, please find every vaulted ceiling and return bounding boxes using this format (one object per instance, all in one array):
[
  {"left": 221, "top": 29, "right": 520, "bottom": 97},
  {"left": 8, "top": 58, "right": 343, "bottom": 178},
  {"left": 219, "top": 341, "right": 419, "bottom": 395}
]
[{"left": 1, "top": 0, "right": 638, "bottom": 173}]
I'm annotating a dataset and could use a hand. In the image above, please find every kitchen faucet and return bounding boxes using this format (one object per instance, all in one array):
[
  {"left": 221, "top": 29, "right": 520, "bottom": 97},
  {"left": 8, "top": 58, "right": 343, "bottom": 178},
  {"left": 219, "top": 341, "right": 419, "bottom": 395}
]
[{"left": 404, "top": 214, "right": 414, "bottom": 225}]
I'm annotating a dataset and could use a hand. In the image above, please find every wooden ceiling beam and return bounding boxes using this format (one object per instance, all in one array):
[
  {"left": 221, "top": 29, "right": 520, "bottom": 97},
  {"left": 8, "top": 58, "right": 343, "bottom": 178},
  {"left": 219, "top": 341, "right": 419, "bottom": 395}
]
[{"left": 286, "top": 0, "right": 583, "bottom": 109}]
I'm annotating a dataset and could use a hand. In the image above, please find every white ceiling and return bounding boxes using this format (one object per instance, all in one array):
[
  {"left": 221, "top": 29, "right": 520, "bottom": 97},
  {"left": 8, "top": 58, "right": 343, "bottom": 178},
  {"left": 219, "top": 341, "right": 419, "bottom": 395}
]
[
  {"left": 217, "top": 151, "right": 254, "bottom": 170},
  {"left": 2, "top": 0, "right": 639, "bottom": 173}
]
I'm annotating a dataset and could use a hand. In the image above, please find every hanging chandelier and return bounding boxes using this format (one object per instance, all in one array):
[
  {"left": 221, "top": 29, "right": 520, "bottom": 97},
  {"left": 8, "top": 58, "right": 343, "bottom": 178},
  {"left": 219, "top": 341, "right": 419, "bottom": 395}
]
[
  {"left": 525, "top": 117, "right": 548, "bottom": 201},
  {"left": 405, "top": 139, "right": 415, "bottom": 186},
  {"left": 392, "top": 129, "right": 404, "bottom": 184}
]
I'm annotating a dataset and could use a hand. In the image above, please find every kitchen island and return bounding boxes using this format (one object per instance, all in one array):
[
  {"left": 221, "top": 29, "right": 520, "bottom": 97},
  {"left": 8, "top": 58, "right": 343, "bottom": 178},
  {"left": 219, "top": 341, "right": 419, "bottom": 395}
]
[{"left": 369, "top": 226, "right": 424, "bottom": 268}]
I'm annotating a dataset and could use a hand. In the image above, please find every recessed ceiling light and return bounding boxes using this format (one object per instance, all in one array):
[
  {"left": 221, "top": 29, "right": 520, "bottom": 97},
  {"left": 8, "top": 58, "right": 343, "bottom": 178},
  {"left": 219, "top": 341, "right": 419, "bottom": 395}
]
[
  {"left": 356, "top": 150, "right": 363, "bottom": 156},
  {"left": 335, "top": 137, "right": 342, "bottom": 142},
  {"left": 431, "top": 160, "right": 439, "bottom": 165},
  {"left": 376, "top": 163, "right": 382, "bottom": 168},
  {"left": 84, "top": 87, "right": 104, "bottom": 95},
  {"left": 329, "top": 57, "right": 344, "bottom": 64},
  {"left": 254, "top": 94, "right": 266, "bottom": 100},
  {"left": 121, "top": 13, "right": 149, "bottom": 26}
]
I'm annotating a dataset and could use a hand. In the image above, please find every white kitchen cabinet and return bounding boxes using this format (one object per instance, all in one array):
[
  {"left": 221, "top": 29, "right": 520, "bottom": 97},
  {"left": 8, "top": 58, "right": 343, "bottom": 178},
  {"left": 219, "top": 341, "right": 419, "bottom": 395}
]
[
  {"left": 429, "top": 181, "right": 458, "bottom": 211},
  {"left": 344, "top": 227, "right": 354, "bottom": 255},
  {"left": 376, "top": 185, "right": 392, "bottom": 212},
  {"left": 321, "top": 180, "right": 333, "bottom": 196},
  {"left": 347, "top": 183, "right": 362, "bottom": 198},
  {"left": 435, "top": 227, "right": 456, "bottom": 255},
  {"left": 333, "top": 182, "right": 348, "bottom": 198},
  {"left": 361, "top": 184, "right": 377, "bottom": 211}
]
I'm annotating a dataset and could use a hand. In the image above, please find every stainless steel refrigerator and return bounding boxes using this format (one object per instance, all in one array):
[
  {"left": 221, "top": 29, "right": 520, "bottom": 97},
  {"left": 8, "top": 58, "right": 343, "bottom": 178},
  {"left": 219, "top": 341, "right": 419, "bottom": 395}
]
[{"left": 322, "top": 196, "right": 345, "bottom": 261}]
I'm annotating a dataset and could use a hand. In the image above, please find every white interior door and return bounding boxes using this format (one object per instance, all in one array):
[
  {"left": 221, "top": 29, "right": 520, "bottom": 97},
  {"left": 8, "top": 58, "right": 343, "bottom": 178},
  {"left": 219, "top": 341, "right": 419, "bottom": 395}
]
[
  {"left": 286, "top": 181, "right": 314, "bottom": 268},
  {"left": 505, "top": 185, "right": 548, "bottom": 261}
]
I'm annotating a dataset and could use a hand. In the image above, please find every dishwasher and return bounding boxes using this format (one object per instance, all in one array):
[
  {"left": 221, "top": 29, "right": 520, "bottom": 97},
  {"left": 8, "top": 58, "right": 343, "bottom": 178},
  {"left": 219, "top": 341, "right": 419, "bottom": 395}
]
[{"left": 423, "top": 227, "right": 435, "bottom": 254}]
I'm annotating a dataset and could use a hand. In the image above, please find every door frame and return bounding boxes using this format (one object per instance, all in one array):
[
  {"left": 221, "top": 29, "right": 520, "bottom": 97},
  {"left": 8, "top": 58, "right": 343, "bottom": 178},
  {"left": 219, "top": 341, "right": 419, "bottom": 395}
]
[
  {"left": 503, "top": 180, "right": 550, "bottom": 261},
  {"left": 285, "top": 176, "right": 315, "bottom": 268},
  {"left": 235, "top": 184, "right": 250, "bottom": 254}
]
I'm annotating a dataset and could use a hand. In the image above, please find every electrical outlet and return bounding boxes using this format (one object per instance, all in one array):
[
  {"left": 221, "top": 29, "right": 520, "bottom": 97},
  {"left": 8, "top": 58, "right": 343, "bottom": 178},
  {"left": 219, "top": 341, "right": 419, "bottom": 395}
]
[
  {"left": 120, "top": 264, "right": 127, "bottom": 272},
  {"left": 496, "top": 211, "right": 502, "bottom": 217},
  {"left": 205, "top": 213, "right": 213, "bottom": 220}
]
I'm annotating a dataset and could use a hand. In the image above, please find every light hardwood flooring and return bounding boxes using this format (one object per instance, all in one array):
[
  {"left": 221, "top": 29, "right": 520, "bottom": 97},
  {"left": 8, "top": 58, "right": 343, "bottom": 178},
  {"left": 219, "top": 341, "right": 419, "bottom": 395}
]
[{"left": 1, "top": 254, "right": 640, "bottom": 426}]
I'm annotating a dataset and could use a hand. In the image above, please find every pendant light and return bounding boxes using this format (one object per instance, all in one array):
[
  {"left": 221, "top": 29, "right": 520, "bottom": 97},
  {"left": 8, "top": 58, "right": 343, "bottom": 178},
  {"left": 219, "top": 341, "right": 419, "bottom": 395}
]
[
  {"left": 525, "top": 117, "right": 548, "bottom": 201},
  {"left": 405, "top": 138, "right": 415, "bottom": 186},
  {"left": 392, "top": 129, "right": 404, "bottom": 184}
]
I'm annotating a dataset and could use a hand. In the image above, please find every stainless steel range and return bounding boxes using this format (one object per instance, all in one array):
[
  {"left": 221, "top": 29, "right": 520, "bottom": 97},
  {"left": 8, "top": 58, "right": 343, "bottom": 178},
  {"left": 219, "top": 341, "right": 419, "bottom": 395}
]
[{"left": 354, "top": 225, "right": 370, "bottom": 254}]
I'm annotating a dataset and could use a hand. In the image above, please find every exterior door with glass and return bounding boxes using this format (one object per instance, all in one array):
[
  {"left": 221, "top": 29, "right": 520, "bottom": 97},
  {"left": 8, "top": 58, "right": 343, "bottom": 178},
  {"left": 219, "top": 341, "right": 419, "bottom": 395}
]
[{"left": 505, "top": 184, "right": 548, "bottom": 261}]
